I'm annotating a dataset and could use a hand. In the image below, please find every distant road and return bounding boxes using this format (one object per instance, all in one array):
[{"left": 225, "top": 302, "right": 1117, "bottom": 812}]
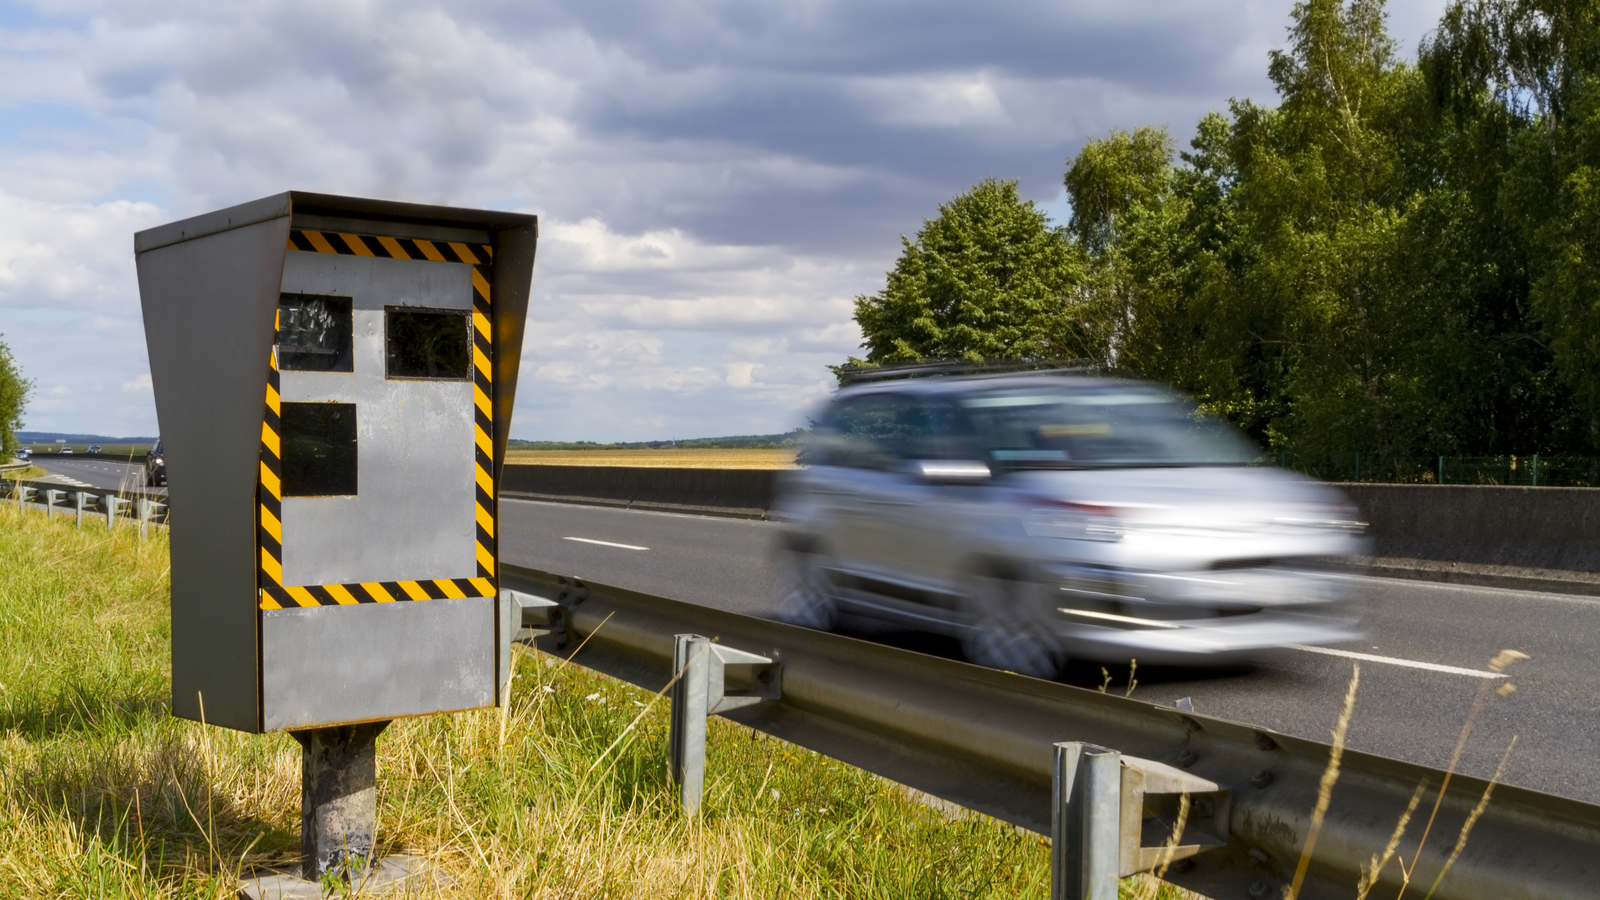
[
  {"left": 500, "top": 497, "right": 1600, "bottom": 807},
  {"left": 31, "top": 457, "right": 164, "bottom": 495}
]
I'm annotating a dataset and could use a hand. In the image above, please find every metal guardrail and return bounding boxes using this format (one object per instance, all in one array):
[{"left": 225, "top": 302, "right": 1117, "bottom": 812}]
[
  {"left": 0, "top": 479, "right": 169, "bottom": 531},
  {"left": 503, "top": 563, "right": 1597, "bottom": 900}
]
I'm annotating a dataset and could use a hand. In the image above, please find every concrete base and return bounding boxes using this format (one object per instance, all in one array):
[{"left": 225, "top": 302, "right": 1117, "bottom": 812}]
[{"left": 239, "top": 855, "right": 434, "bottom": 899}]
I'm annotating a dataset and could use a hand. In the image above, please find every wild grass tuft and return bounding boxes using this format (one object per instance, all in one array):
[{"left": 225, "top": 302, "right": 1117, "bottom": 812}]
[{"left": 0, "top": 501, "right": 1200, "bottom": 898}]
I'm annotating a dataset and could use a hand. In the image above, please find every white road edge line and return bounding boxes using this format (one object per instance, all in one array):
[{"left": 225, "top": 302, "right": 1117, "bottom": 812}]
[
  {"left": 563, "top": 536, "right": 650, "bottom": 551},
  {"left": 1287, "top": 644, "right": 1506, "bottom": 679}
]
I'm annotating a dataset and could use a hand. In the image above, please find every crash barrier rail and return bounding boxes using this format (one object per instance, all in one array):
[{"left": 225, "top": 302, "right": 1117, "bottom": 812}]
[
  {"left": 500, "top": 562, "right": 1598, "bottom": 900},
  {"left": 0, "top": 479, "right": 169, "bottom": 535}
]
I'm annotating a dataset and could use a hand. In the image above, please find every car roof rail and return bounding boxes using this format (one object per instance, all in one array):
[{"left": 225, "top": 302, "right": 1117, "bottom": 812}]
[{"left": 833, "top": 358, "right": 1108, "bottom": 386}]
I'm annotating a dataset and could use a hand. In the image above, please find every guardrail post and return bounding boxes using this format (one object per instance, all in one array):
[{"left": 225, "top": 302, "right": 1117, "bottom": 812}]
[
  {"left": 499, "top": 589, "right": 564, "bottom": 693},
  {"left": 1052, "top": 742, "right": 1121, "bottom": 900},
  {"left": 75, "top": 491, "right": 87, "bottom": 528},
  {"left": 106, "top": 495, "right": 122, "bottom": 530},
  {"left": 46, "top": 489, "right": 63, "bottom": 520},
  {"left": 669, "top": 634, "right": 781, "bottom": 817}
]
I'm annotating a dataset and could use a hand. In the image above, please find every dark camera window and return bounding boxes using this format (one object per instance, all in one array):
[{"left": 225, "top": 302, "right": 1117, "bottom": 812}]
[
  {"left": 278, "top": 294, "right": 353, "bottom": 372},
  {"left": 280, "top": 402, "right": 358, "bottom": 496},
  {"left": 386, "top": 307, "right": 470, "bottom": 380}
]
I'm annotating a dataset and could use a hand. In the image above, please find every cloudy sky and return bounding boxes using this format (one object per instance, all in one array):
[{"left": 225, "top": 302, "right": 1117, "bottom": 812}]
[{"left": 0, "top": 0, "right": 1446, "bottom": 442}]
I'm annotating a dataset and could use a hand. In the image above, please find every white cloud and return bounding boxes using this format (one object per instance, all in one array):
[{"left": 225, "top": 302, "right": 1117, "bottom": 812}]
[{"left": 0, "top": 0, "right": 1450, "bottom": 441}]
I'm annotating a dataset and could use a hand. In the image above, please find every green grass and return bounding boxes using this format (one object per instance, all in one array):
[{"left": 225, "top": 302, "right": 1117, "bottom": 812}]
[
  {"left": 1, "top": 466, "right": 46, "bottom": 480},
  {"left": 0, "top": 504, "right": 1195, "bottom": 899}
]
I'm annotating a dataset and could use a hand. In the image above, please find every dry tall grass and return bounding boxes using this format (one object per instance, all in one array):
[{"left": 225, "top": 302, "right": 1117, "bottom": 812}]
[{"left": 0, "top": 500, "right": 1204, "bottom": 898}]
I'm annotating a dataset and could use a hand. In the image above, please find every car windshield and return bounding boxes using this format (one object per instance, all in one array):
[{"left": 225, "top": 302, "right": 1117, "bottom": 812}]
[{"left": 959, "top": 384, "right": 1259, "bottom": 468}]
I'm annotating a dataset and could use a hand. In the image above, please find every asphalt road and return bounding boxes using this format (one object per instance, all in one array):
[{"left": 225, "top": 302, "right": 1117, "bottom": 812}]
[
  {"left": 501, "top": 497, "right": 1600, "bottom": 807},
  {"left": 33, "top": 458, "right": 164, "bottom": 495}
]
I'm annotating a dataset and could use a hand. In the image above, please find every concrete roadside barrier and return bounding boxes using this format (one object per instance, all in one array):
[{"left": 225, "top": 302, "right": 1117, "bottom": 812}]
[
  {"left": 500, "top": 464, "right": 777, "bottom": 519},
  {"left": 500, "top": 464, "right": 1600, "bottom": 594},
  {"left": 1340, "top": 483, "right": 1600, "bottom": 595}
]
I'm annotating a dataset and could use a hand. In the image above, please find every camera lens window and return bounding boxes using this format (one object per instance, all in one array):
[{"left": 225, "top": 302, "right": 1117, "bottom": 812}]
[
  {"left": 277, "top": 294, "right": 354, "bottom": 372},
  {"left": 279, "top": 402, "right": 359, "bottom": 496},
  {"left": 386, "top": 307, "right": 471, "bottom": 380}
]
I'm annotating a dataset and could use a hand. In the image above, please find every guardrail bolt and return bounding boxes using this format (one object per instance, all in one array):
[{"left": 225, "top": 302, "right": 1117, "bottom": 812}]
[
  {"left": 1254, "top": 733, "right": 1277, "bottom": 752},
  {"left": 1251, "top": 770, "right": 1273, "bottom": 789},
  {"left": 1193, "top": 796, "right": 1215, "bottom": 818},
  {"left": 1249, "top": 847, "right": 1271, "bottom": 865},
  {"left": 1174, "top": 748, "right": 1197, "bottom": 769},
  {"left": 1248, "top": 880, "right": 1272, "bottom": 899}
]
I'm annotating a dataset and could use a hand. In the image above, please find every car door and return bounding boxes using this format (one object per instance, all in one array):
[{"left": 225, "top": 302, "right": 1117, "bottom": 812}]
[
  {"left": 874, "top": 396, "right": 993, "bottom": 604},
  {"left": 823, "top": 392, "right": 922, "bottom": 586}
]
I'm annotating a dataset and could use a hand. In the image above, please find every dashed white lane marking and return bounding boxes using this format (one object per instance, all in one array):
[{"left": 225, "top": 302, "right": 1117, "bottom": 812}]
[
  {"left": 563, "top": 536, "right": 650, "bottom": 551},
  {"left": 1288, "top": 644, "right": 1506, "bottom": 679}
]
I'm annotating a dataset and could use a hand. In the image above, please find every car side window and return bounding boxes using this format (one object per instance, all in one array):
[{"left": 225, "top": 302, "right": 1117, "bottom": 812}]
[
  {"left": 825, "top": 393, "right": 921, "bottom": 470},
  {"left": 904, "top": 399, "right": 982, "bottom": 461}
]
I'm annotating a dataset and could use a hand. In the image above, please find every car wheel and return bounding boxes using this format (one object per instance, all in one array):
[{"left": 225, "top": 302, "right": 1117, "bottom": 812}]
[
  {"left": 959, "top": 571, "right": 1064, "bottom": 679},
  {"left": 772, "top": 548, "right": 839, "bottom": 631}
]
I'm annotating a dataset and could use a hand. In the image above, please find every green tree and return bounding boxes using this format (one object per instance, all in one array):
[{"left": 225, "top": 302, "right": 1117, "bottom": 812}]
[
  {"left": 0, "top": 336, "right": 29, "bottom": 461},
  {"left": 852, "top": 179, "right": 1092, "bottom": 364}
]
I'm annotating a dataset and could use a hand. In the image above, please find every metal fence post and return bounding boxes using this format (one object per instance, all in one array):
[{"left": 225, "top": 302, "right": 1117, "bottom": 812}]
[
  {"left": 75, "top": 491, "right": 86, "bottom": 528},
  {"left": 1532, "top": 453, "right": 1540, "bottom": 487},
  {"left": 46, "top": 489, "right": 62, "bottom": 520},
  {"left": 670, "top": 634, "right": 712, "bottom": 816},
  {"left": 105, "top": 495, "right": 120, "bottom": 530},
  {"left": 669, "top": 633, "right": 779, "bottom": 817},
  {"left": 1052, "top": 742, "right": 1121, "bottom": 900}
]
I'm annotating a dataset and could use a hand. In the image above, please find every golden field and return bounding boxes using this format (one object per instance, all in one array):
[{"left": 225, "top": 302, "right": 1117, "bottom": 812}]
[{"left": 505, "top": 448, "right": 799, "bottom": 469}]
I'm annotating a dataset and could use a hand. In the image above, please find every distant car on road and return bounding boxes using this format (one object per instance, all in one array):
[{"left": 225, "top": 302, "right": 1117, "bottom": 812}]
[
  {"left": 59, "top": 447, "right": 73, "bottom": 455},
  {"left": 144, "top": 439, "right": 165, "bottom": 487},
  {"left": 16, "top": 447, "right": 29, "bottom": 460},
  {"left": 88, "top": 444, "right": 102, "bottom": 453}
]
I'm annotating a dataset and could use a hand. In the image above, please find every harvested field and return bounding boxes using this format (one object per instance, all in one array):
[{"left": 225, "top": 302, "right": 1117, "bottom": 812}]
[{"left": 505, "top": 448, "right": 798, "bottom": 468}]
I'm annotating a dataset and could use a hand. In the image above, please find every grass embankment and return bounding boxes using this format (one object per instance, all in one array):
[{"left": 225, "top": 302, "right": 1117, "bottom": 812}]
[
  {"left": 506, "top": 448, "right": 798, "bottom": 469},
  {"left": 0, "top": 503, "right": 1195, "bottom": 898},
  {"left": 2, "top": 465, "right": 47, "bottom": 480}
]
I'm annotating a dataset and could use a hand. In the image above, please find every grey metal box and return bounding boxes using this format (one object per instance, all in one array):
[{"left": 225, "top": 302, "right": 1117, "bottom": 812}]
[{"left": 136, "top": 192, "right": 536, "bottom": 733}]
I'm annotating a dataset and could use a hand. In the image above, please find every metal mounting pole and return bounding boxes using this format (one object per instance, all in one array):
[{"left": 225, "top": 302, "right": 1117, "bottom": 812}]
[
  {"left": 75, "top": 491, "right": 86, "bottom": 527},
  {"left": 46, "top": 489, "right": 62, "bottom": 520},
  {"left": 668, "top": 633, "right": 780, "bottom": 816},
  {"left": 291, "top": 721, "right": 390, "bottom": 882},
  {"left": 105, "top": 495, "right": 122, "bottom": 530},
  {"left": 1052, "top": 742, "right": 1122, "bottom": 900}
]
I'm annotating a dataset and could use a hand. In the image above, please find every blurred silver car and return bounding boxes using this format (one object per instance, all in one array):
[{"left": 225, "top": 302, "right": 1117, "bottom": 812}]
[{"left": 771, "top": 365, "right": 1366, "bottom": 677}]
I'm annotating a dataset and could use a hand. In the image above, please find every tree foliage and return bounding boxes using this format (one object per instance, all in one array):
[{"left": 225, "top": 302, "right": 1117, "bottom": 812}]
[
  {"left": 852, "top": 179, "right": 1090, "bottom": 364},
  {"left": 851, "top": 0, "right": 1600, "bottom": 459},
  {"left": 0, "top": 336, "right": 29, "bottom": 460}
]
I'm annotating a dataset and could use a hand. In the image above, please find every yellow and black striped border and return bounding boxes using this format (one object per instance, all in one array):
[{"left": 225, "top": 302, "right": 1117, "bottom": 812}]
[{"left": 258, "top": 229, "right": 497, "bottom": 611}]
